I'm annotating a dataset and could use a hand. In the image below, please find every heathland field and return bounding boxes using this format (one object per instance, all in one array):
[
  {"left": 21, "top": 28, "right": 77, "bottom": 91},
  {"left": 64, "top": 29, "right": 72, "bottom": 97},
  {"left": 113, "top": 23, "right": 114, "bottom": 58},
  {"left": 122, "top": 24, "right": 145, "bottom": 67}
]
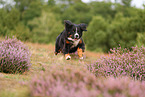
[
  {"left": 0, "top": 0, "right": 145, "bottom": 97},
  {"left": 0, "top": 38, "right": 105, "bottom": 97},
  {"left": 0, "top": 38, "right": 144, "bottom": 97}
]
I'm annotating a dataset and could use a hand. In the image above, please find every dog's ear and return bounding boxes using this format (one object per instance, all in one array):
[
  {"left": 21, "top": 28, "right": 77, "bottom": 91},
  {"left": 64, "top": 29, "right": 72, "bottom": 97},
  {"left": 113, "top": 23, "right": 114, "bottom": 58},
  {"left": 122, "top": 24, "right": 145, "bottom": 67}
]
[
  {"left": 79, "top": 23, "right": 87, "bottom": 31},
  {"left": 64, "top": 20, "right": 73, "bottom": 31}
]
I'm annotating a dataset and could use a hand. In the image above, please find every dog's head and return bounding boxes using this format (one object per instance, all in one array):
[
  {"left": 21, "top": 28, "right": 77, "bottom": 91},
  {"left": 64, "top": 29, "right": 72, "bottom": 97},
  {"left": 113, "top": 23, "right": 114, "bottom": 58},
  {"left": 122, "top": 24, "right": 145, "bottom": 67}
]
[{"left": 64, "top": 20, "right": 87, "bottom": 41}]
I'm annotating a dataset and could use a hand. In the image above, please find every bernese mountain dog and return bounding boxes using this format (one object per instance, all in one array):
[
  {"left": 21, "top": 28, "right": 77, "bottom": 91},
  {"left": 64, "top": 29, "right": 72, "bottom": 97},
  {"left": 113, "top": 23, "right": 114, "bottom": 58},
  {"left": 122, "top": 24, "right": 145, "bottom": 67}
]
[{"left": 55, "top": 20, "right": 87, "bottom": 60}]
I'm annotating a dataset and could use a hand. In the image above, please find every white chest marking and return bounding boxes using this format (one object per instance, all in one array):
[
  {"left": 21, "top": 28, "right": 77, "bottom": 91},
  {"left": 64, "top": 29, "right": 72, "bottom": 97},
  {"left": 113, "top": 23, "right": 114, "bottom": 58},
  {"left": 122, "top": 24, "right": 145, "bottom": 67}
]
[
  {"left": 71, "top": 39, "right": 80, "bottom": 48},
  {"left": 67, "top": 38, "right": 80, "bottom": 48}
]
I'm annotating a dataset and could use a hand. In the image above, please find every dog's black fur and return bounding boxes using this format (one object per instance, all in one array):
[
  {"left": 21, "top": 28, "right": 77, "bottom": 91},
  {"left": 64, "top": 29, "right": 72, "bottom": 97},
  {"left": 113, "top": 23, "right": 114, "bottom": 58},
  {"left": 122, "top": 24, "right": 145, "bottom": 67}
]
[{"left": 55, "top": 20, "right": 87, "bottom": 56}]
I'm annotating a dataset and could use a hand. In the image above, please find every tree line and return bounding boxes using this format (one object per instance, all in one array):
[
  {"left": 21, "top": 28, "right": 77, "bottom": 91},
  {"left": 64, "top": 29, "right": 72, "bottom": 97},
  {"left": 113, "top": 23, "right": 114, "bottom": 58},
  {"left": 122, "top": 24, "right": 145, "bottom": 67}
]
[{"left": 0, "top": 0, "right": 145, "bottom": 52}]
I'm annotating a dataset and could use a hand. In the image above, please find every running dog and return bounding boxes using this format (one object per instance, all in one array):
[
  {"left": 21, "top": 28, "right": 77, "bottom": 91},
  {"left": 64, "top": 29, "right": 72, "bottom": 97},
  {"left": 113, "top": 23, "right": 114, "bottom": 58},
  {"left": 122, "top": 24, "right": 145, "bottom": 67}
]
[{"left": 55, "top": 20, "right": 87, "bottom": 60}]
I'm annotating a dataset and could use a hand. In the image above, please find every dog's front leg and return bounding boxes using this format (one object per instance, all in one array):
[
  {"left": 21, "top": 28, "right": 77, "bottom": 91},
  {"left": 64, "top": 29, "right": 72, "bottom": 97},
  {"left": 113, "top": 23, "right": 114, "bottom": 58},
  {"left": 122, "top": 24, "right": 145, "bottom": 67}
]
[
  {"left": 63, "top": 43, "right": 71, "bottom": 60},
  {"left": 77, "top": 39, "right": 85, "bottom": 59},
  {"left": 77, "top": 48, "right": 83, "bottom": 59}
]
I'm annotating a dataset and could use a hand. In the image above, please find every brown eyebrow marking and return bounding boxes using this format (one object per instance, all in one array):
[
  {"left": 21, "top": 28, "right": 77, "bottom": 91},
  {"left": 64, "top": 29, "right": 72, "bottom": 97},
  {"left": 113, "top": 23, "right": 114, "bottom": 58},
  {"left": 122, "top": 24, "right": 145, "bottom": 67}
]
[{"left": 69, "top": 35, "right": 72, "bottom": 38}]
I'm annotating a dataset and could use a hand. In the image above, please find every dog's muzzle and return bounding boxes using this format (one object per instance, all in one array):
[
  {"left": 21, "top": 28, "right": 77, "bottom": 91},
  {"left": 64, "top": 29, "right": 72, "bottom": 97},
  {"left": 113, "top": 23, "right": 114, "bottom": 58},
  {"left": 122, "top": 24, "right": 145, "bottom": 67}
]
[{"left": 74, "top": 33, "right": 79, "bottom": 40}]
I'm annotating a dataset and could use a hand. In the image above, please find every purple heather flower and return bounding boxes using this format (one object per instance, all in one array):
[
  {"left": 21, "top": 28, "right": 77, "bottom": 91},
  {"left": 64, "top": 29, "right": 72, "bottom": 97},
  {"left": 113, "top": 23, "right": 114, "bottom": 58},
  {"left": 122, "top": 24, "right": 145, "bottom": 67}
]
[
  {"left": 88, "top": 46, "right": 145, "bottom": 81},
  {"left": 0, "top": 38, "right": 31, "bottom": 73}
]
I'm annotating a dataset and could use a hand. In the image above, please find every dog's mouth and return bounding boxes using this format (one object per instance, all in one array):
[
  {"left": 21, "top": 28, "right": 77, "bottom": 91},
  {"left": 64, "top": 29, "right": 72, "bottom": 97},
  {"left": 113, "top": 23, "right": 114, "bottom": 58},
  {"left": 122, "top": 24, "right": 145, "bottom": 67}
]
[
  {"left": 68, "top": 37, "right": 80, "bottom": 41},
  {"left": 74, "top": 38, "right": 79, "bottom": 40}
]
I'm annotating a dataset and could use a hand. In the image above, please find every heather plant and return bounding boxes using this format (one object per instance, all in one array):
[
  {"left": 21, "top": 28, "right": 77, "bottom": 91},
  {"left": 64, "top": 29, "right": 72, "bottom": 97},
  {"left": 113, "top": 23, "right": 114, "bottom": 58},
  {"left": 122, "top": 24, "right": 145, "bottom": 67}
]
[
  {"left": 30, "top": 67, "right": 100, "bottom": 97},
  {"left": 30, "top": 66, "right": 145, "bottom": 97},
  {"left": 96, "top": 77, "right": 145, "bottom": 97},
  {"left": 88, "top": 46, "right": 145, "bottom": 81},
  {"left": 0, "top": 38, "right": 31, "bottom": 73}
]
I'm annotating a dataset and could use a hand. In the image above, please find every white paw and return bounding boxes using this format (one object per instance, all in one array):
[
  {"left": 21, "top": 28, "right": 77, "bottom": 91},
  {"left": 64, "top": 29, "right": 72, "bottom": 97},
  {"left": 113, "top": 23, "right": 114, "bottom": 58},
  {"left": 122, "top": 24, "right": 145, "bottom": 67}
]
[
  {"left": 79, "top": 57, "right": 83, "bottom": 60},
  {"left": 66, "top": 55, "right": 71, "bottom": 60}
]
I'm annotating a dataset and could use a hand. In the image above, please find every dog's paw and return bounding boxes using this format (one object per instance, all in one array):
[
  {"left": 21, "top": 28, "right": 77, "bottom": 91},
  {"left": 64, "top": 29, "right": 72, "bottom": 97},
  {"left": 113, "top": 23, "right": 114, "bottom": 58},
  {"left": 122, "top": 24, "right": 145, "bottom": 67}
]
[
  {"left": 54, "top": 52, "right": 58, "bottom": 55},
  {"left": 66, "top": 55, "right": 71, "bottom": 60},
  {"left": 65, "top": 54, "right": 71, "bottom": 60},
  {"left": 79, "top": 57, "right": 83, "bottom": 60}
]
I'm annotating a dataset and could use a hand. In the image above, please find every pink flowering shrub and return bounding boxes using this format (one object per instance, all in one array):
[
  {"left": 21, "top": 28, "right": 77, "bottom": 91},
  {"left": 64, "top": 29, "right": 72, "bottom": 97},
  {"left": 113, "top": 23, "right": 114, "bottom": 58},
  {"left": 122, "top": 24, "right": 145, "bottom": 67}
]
[
  {"left": 30, "top": 67, "right": 99, "bottom": 97},
  {"left": 88, "top": 46, "right": 145, "bottom": 81},
  {"left": 0, "top": 38, "right": 31, "bottom": 73},
  {"left": 30, "top": 66, "right": 145, "bottom": 97},
  {"left": 96, "top": 77, "right": 145, "bottom": 97}
]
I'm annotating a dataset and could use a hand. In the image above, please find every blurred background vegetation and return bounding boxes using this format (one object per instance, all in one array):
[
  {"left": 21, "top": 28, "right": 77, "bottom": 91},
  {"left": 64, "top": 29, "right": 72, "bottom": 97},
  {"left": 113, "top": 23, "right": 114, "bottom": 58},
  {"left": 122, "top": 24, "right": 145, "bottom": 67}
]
[{"left": 0, "top": 0, "right": 145, "bottom": 52}]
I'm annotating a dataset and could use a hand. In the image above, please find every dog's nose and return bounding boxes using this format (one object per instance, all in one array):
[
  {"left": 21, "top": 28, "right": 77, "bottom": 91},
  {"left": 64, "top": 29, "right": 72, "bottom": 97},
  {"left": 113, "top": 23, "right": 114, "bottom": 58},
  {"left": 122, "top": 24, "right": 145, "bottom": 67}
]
[
  {"left": 74, "top": 33, "right": 79, "bottom": 39},
  {"left": 76, "top": 35, "right": 79, "bottom": 38}
]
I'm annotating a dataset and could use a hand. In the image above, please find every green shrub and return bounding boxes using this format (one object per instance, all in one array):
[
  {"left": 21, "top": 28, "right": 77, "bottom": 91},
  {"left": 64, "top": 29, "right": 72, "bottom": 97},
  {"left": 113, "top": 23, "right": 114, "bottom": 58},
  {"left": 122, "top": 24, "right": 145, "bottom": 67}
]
[
  {"left": 89, "top": 1, "right": 116, "bottom": 19},
  {"left": 84, "top": 16, "right": 109, "bottom": 52},
  {"left": 0, "top": 8, "right": 20, "bottom": 30},
  {"left": 0, "top": 24, "right": 10, "bottom": 36},
  {"left": 136, "top": 32, "right": 145, "bottom": 47},
  {"left": 83, "top": 10, "right": 145, "bottom": 52},
  {"left": 108, "top": 16, "right": 136, "bottom": 49},
  {"left": 28, "top": 12, "right": 63, "bottom": 43},
  {"left": 22, "top": 1, "right": 42, "bottom": 23},
  {"left": 61, "top": 2, "right": 92, "bottom": 24},
  {"left": 11, "top": 23, "right": 31, "bottom": 41},
  {"left": 108, "top": 10, "right": 145, "bottom": 50},
  {"left": 0, "top": 8, "right": 20, "bottom": 36}
]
